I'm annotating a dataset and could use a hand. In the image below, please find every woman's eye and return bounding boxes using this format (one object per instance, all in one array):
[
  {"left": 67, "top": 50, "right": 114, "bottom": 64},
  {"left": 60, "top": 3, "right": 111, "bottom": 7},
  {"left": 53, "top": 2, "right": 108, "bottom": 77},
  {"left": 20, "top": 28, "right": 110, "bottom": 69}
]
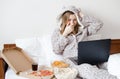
[
  {"left": 73, "top": 19, "right": 77, "bottom": 21},
  {"left": 68, "top": 19, "right": 77, "bottom": 21}
]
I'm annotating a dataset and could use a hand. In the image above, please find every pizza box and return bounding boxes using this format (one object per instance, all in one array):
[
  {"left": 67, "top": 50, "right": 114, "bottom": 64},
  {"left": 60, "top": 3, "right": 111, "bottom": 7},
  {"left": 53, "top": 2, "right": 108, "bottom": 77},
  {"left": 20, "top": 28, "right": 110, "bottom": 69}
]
[
  {"left": 20, "top": 65, "right": 54, "bottom": 79},
  {"left": 1, "top": 44, "right": 54, "bottom": 79},
  {"left": 1, "top": 44, "right": 33, "bottom": 74}
]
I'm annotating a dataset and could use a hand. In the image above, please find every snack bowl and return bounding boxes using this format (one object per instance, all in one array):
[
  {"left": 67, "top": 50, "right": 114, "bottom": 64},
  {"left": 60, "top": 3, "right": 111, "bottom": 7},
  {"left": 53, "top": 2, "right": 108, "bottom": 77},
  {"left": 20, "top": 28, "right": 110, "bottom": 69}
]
[{"left": 51, "top": 60, "right": 69, "bottom": 68}]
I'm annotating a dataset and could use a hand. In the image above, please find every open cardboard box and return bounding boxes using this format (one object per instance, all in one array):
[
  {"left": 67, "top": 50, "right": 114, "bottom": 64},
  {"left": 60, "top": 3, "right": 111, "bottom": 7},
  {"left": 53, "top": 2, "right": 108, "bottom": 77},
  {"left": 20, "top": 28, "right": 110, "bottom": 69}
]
[
  {"left": 1, "top": 44, "right": 54, "bottom": 79},
  {"left": 1, "top": 44, "right": 33, "bottom": 74}
]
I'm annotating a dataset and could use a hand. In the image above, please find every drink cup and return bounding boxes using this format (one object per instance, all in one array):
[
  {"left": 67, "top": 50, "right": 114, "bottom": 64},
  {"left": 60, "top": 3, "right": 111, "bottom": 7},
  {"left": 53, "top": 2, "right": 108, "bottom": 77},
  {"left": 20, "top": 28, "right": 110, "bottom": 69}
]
[
  {"left": 32, "top": 63, "right": 38, "bottom": 71},
  {"left": 31, "top": 56, "right": 38, "bottom": 71}
]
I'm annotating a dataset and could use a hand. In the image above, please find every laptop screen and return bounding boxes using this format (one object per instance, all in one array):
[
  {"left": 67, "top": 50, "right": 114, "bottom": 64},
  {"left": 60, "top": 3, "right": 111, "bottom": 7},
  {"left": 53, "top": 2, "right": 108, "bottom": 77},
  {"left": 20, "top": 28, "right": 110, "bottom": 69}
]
[{"left": 78, "top": 39, "right": 111, "bottom": 65}]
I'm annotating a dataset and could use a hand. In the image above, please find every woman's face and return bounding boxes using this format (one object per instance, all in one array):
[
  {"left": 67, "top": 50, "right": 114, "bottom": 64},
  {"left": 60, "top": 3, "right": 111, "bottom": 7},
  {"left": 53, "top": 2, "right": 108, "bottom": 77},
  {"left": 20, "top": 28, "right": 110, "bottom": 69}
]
[{"left": 67, "top": 14, "right": 78, "bottom": 28}]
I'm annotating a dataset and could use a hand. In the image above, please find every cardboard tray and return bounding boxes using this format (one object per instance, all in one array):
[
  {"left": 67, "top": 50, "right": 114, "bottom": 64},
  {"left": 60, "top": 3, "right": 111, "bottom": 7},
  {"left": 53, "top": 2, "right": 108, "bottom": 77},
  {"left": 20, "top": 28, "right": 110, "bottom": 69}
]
[{"left": 1, "top": 44, "right": 33, "bottom": 74}]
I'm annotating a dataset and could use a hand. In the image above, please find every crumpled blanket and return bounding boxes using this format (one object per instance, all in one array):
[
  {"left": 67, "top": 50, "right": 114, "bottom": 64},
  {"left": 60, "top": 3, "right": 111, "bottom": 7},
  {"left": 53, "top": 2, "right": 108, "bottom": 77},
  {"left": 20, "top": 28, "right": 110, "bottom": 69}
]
[
  {"left": 77, "top": 64, "right": 118, "bottom": 79},
  {"left": 64, "top": 58, "right": 118, "bottom": 79}
]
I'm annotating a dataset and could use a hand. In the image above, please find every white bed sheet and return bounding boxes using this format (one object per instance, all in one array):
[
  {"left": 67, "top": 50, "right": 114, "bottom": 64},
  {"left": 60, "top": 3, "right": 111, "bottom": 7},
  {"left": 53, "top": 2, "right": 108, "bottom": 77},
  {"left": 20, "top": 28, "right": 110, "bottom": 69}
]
[
  {"left": 5, "top": 65, "right": 120, "bottom": 79},
  {"left": 5, "top": 53, "right": 120, "bottom": 79},
  {"left": 5, "top": 67, "right": 28, "bottom": 79}
]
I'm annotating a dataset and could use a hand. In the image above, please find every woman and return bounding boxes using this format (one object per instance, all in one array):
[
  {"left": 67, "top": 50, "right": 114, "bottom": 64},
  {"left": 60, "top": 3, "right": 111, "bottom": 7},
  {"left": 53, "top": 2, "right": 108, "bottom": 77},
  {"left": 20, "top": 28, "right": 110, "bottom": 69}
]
[
  {"left": 51, "top": 6, "right": 117, "bottom": 79},
  {"left": 52, "top": 6, "right": 103, "bottom": 58}
]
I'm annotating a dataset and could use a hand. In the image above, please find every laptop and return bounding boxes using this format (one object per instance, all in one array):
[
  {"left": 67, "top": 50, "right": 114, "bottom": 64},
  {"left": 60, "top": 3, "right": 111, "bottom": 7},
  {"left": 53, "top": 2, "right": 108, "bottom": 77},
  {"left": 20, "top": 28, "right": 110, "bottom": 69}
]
[{"left": 77, "top": 39, "right": 111, "bottom": 65}]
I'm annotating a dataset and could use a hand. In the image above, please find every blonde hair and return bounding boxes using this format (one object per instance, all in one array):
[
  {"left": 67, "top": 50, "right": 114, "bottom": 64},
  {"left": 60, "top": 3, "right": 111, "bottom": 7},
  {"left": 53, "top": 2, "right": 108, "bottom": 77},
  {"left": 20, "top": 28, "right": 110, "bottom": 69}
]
[{"left": 59, "top": 11, "right": 80, "bottom": 34}]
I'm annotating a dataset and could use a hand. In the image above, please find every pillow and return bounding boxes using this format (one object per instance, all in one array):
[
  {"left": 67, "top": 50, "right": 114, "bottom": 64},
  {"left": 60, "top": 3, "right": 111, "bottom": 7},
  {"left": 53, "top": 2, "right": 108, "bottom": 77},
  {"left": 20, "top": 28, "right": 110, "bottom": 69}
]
[
  {"left": 15, "top": 37, "right": 43, "bottom": 64},
  {"left": 15, "top": 35, "right": 64, "bottom": 67},
  {"left": 38, "top": 34, "right": 64, "bottom": 66},
  {"left": 15, "top": 37, "right": 42, "bottom": 55},
  {"left": 78, "top": 39, "right": 111, "bottom": 65},
  {"left": 107, "top": 53, "right": 120, "bottom": 79}
]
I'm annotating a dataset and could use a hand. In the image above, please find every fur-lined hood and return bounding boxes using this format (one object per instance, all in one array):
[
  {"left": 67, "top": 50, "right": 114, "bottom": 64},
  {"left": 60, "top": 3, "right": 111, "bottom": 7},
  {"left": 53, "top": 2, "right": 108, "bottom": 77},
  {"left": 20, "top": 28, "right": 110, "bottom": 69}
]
[{"left": 58, "top": 6, "right": 84, "bottom": 29}]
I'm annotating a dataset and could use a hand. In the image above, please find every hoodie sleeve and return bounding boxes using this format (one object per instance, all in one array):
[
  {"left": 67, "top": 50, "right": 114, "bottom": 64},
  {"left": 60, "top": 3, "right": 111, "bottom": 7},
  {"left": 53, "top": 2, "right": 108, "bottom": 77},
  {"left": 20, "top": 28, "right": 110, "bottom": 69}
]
[
  {"left": 81, "top": 15, "right": 103, "bottom": 36},
  {"left": 51, "top": 28, "right": 69, "bottom": 54}
]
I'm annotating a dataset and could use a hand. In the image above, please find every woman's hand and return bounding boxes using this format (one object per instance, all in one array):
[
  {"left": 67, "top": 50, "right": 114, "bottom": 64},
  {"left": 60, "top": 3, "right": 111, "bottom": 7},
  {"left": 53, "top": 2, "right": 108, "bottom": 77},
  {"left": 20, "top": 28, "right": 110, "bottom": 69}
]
[{"left": 63, "top": 22, "right": 74, "bottom": 37}]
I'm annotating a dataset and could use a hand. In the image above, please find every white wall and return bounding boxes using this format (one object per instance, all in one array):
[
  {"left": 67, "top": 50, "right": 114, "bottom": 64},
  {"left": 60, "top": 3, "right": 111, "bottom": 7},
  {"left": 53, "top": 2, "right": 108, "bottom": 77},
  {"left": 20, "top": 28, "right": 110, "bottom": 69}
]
[{"left": 0, "top": 0, "right": 120, "bottom": 49}]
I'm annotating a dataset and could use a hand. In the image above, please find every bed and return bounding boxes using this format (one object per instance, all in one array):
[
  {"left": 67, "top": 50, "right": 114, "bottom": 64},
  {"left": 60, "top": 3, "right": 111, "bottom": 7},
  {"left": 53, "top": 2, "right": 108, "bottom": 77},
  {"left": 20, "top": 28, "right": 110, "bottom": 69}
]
[{"left": 2, "top": 35, "right": 120, "bottom": 79}]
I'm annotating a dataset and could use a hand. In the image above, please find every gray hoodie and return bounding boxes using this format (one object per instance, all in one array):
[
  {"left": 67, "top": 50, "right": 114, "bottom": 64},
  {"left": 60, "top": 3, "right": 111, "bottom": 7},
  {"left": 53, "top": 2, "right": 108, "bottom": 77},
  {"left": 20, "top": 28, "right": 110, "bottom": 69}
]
[{"left": 51, "top": 6, "right": 103, "bottom": 58}]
